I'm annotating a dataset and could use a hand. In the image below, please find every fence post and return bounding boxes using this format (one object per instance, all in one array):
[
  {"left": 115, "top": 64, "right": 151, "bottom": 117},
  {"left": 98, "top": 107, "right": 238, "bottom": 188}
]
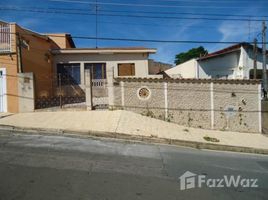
[
  {"left": 164, "top": 81, "right": 168, "bottom": 120},
  {"left": 107, "top": 66, "right": 115, "bottom": 109},
  {"left": 85, "top": 69, "right": 93, "bottom": 110},
  {"left": 210, "top": 82, "right": 214, "bottom": 129},
  {"left": 58, "top": 73, "right": 62, "bottom": 108},
  {"left": 121, "top": 81, "right": 124, "bottom": 108}
]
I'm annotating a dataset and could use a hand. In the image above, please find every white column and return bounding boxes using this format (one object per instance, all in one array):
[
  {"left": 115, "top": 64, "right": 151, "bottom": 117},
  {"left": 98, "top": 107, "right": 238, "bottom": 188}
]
[
  {"left": 85, "top": 69, "right": 92, "bottom": 110},
  {"left": 107, "top": 66, "right": 114, "bottom": 109},
  {"left": 258, "top": 83, "right": 262, "bottom": 133},
  {"left": 121, "top": 81, "right": 125, "bottom": 107},
  {"left": 210, "top": 82, "right": 215, "bottom": 129},
  {"left": 80, "top": 62, "right": 85, "bottom": 87}
]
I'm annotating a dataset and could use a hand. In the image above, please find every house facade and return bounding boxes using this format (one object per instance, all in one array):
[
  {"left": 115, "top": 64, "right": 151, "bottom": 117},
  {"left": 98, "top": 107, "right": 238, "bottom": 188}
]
[
  {"left": 0, "top": 20, "right": 158, "bottom": 113},
  {"left": 51, "top": 47, "right": 157, "bottom": 90},
  {"left": 0, "top": 20, "right": 75, "bottom": 113},
  {"left": 166, "top": 43, "right": 268, "bottom": 80}
]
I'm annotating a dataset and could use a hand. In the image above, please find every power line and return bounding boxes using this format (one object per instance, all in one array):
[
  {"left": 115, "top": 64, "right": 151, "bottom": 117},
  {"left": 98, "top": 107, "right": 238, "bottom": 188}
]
[
  {"left": 3, "top": 6, "right": 246, "bottom": 29},
  {"left": 98, "top": 8, "right": 268, "bottom": 19},
  {"left": 1, "top": 31, "right": 266, "bottom": 44},
  {"left": 106, "top": 0, "right": 268, "bottom": 3},
  {"left": 132, "top": 0, "right": 268, "bottom": 2},
  {"left": 95, "top": 0, "right": 98, "bottom": 48},
  {"left": 69, "top": 36, "right": 263, "bottom": 44},
  {"left": 0, "top": 7, "right": 267, "bottom": 22},
  {"left": 99, "top": 20, "right": 260, "bottom": 30},
  {"left": 50, "top": 0, "right": 268, "bottom": 9},
  {"left": 5, "top": 6, "right": 268, "bottom": 19}
]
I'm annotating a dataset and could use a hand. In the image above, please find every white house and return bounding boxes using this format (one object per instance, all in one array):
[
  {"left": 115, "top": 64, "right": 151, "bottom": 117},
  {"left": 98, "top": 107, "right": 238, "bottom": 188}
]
[
  {"left": 166, "top": 43, "right": 268, "bottom": 79},
  {"left": 52, "top": 47, "right": 159, "bottom": 87},
  {"left": 50, "top": 47, "right": 161, "bottom": 108}
]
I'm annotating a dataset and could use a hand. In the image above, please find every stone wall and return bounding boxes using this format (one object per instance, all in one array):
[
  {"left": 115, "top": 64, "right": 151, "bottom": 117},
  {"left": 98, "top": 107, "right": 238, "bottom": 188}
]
[{"left": 112, "top": 78, "right": 262, "bottom": 133}]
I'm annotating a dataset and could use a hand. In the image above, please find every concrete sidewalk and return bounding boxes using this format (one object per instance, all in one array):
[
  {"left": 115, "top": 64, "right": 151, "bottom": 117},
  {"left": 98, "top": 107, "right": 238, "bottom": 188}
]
[{"left": 0, "top": 110, "right": 268, "bottom": 153}]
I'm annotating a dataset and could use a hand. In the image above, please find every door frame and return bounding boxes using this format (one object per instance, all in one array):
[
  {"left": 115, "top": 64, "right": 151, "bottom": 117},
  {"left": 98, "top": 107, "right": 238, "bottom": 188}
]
[{"left": 0, "top": 68, "right": 7, "bottom": 112}]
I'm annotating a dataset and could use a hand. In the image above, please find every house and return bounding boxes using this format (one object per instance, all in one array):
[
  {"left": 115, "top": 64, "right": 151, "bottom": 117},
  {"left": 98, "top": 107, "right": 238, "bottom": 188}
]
[
  {"left": 0, "top": 20, "right": 76, "bottom": 113},
  {"left": 51, "top": 47, "right": 157, "bottom": 90},
  {"left": 166, "top": 43, "right": 268, "bottom": 80},
  {"left": 0, "top": 20, "right": 158, "bottom": 113}
]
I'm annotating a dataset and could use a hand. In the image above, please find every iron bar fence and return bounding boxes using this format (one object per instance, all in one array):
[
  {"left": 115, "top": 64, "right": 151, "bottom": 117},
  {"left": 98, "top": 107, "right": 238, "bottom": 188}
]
[
  {"left": 35, "top": 74, "right": 86, "bottom": 110},
  {"left": 34, "top": 74, "right": 108, "bottom": 110}
]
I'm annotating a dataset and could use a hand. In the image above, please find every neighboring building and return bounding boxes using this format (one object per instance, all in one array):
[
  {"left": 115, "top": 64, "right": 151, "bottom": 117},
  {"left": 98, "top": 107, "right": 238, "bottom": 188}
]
[
  {"left": 148, "top": 59, "right": 172, "bottom": 75},
  {"left": 0, "top": 20, "right": 157, "bottom": 113},
  {"left": 166, "top": 43, "right": 268, "bottom": 80},
  {"left": 0, "top": 20, "right": 75, "bottom": 112},
  {"left": 165, "top": 59, "right": 196, "bottom": 79}
]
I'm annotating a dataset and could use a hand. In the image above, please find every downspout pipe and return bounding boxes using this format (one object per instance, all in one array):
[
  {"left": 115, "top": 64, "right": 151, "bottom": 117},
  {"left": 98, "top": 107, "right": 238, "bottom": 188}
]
[{"left": 16, "top": 33, "right": 23, "bottom": 73}]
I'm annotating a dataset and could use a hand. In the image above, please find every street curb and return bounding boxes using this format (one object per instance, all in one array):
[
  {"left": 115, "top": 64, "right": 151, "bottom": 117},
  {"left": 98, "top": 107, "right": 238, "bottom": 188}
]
[{"left": 0, "top": 125, "right": 268, "bottom": 155}]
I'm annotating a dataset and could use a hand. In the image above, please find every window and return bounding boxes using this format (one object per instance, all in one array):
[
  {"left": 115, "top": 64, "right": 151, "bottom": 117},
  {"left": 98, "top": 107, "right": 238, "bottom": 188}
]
[
  {"left": 249, "top": 69, "right": 268, "bottom": 79},
  {"left": 57, "top": 63, "right": 81, "bottom": 85},
  {"left": 118, "top": 63, "right": 135, "bottom": 76},
  {"left": 0, "top": 25, "right": 11, "bottom": 52},
  {"left": 85, "top": 63, "right": 106, "bottom": 79}
]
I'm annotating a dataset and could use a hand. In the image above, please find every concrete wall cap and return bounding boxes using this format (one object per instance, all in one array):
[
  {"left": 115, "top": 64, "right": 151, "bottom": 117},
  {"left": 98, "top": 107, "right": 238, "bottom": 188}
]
[{"left": 114, "top": 77, "right": 261, "bottom": 85}]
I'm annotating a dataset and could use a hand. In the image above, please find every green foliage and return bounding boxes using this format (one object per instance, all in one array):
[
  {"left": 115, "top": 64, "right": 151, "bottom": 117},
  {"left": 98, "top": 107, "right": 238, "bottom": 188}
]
[
  {"left": 203, "top": 136, "right": 220, "bottom": 143},
  {"left": 174, "top": 46, "right": 208, "bottom": 65}
]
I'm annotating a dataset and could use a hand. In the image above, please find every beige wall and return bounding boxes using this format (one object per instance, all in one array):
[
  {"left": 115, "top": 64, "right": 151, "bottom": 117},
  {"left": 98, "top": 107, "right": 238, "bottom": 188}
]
[
  {"left": 0, "top": 53, "right": 19, "bottom": 113},
  {"left": 113, "top": 78, "right": 261, "bottom": 133},
  {"left": 0, "top": 23, "right": 61, "bottom": 112},
  {"left": 18, "top": 72, "right": 34, "bottom": 112},
  {"left": 213, "top": 83, "right": 260, "bottom": 132},
  {"left": 53, "top": 53, "right": 151, "bottom": 87},
  {"left": 47, "top": 34, "right": 73, "bottom": 49},
  {"left": 0, "top": 23, "right": 19, "bottom": 113},
  {"left": 16, "top": 25, "right": 59, "bottom": 99}
]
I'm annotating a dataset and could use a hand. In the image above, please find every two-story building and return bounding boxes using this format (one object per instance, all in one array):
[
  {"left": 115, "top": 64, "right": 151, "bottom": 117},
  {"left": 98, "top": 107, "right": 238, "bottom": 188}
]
[
  {"left": 0, "top": 20, "right": 75, "bottom": 113},
  {"left": 0, "top": 20, "right": 158, "bottom": 113}
]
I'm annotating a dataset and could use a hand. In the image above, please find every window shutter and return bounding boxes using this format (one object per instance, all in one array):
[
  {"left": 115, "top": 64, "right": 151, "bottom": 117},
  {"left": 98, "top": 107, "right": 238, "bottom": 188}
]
[{"left": 118, "top": 63, "right": 135, "bottom": 76}]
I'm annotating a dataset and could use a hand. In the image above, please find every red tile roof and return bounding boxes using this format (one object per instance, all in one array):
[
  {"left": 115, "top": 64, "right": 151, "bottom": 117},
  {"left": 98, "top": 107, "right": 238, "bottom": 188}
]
[{"left": 198, "top": 43, "right": 250, "bottom": 61}]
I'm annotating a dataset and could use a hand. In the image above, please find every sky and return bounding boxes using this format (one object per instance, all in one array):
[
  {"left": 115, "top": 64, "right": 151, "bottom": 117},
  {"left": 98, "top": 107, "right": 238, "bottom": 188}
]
[{"left": 0, "top": 0, "right": 268, "bottom": 64}]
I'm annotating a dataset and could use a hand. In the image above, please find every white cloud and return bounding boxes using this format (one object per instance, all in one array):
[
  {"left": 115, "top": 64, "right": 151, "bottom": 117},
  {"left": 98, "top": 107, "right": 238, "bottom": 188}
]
[
  {"left": 219, "top": 21, "right": 261, "bottom": 42},
  {"left": 206, "top": 20, "right": 262, "bottom": 53},
  {"left": 151, "top": 20, "right": 203, "bottom": 64}
]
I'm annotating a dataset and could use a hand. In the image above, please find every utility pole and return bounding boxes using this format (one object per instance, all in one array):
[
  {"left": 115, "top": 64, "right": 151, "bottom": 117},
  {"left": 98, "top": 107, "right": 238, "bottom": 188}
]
[
  {"left": 95, "top": 0, "right": 98, "bottom": 49},
  {"left": 262, "top": 21, "right": 267, "bottom": 99},
  {"left": 253, "top": 38, "right": 258, "bottom": 79}
]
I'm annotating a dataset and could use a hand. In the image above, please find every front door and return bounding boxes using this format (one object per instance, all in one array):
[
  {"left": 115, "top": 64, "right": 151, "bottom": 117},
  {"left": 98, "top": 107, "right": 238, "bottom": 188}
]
[{"left": 84, "top": 63, "right": 108, "bottom": 109}]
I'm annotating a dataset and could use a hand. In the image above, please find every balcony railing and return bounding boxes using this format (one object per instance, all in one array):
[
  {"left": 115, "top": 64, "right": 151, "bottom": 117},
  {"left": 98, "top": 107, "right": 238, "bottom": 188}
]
[
  {"left": 92, "top": 79, "right": 107, "bottom": 87},
  {"left": 0, "top": 25, "right": 11, "bottom": 53}
]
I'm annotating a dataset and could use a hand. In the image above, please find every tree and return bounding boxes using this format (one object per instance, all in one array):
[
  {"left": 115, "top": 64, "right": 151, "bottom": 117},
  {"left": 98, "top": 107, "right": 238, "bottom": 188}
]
[{"left": 174, "top": 46, "right": 208, "bottom": 65}]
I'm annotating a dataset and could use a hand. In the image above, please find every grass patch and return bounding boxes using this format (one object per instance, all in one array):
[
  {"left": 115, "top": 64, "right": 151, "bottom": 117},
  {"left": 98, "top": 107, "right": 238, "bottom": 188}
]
[{"left": 203, "top": 136, "right": 220, "bottom": 143}]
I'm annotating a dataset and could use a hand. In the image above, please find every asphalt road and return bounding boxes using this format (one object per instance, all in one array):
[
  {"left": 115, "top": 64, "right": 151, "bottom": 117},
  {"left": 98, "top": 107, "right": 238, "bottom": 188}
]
[{"left": 0, "top": 132, "right": 267, "bottom": 200}]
